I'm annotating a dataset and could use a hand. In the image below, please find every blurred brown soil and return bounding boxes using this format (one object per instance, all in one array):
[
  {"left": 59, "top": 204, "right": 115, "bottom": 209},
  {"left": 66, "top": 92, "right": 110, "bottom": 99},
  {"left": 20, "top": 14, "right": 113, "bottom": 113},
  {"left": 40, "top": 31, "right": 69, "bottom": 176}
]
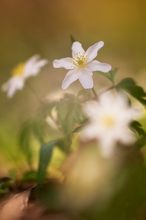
[{"left": 0, "top": 189, "right": 70, "bottom": 220}]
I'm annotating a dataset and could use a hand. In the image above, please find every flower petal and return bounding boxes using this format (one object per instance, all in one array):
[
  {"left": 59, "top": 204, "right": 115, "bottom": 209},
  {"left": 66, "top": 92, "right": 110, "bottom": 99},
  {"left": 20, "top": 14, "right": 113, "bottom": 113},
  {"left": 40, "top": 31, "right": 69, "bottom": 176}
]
[
  {"left": 62, "top": 70, "right": 78, "bottom": 89},
  {"left": 79, "top": 71, "right": 93, "bottom": 89},
  {"left": 26, "top": 55, "right": 41, "bottom": 64},
  {"left": 25, "top": 59, "right": 48, "bottom": 78},
  {"left": 85, "top": 41, "right": 104, "bottom": 62},
  {"left": 2, "top": 76, "right": 25, "bottom": 98},
  {"left": 72, "top": 41, "right": 85, "bottom": 58},
  {"left": 87, "top": 60, "right": 111, "bottom": 72},
  {"left": 24, "top": 55, "right": 48, "bottom": 78},
  {"left": 53, "top": 58, "right": 74, "bottom": 70}
]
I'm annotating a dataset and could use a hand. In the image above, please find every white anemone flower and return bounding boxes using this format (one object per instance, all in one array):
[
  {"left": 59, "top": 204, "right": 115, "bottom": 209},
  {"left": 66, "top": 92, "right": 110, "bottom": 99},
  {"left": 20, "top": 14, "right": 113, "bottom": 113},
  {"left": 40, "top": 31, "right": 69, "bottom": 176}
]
[
  {"left": 2, "top": 55, "right": 48, "bottom": 98},
  {"left": 81, "top": 91, "right": 141, "bottom": 157},
  {"left": 53, "top": 41, "right": 111, "bottom": 90}
]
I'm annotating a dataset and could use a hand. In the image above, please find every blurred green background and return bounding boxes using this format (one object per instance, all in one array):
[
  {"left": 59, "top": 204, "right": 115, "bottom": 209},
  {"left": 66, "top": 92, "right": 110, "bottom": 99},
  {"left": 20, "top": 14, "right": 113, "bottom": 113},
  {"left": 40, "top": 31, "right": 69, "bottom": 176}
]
[{"left": 0, "top": 0, "right": 146, "bottom": 172}]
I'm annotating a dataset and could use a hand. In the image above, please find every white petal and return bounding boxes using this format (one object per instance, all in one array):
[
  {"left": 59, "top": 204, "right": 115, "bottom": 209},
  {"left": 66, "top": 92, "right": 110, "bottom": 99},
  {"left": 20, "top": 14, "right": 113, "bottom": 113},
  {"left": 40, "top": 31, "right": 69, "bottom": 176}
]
[
  {"left": 85, "top": 41, "right": 104, "bottom": 62},
  {"left": 2, "top": 77, "right": 25, "bottom": 98},
  {"left": 88, "top": 60, "right": 111, "bottom": 72},
  {"left": 80, "top": 124, "right": 99, "bottom": 140},
  {"left": 62, "top": 70, "right": 78, "bottom": 89},
  {"left": 24, "top": 55, "right": 48, "bottom": 78},
  {"left": 26, "top": 55, "right": 40, "bottom": 64},
  {"left": 24, "top": 54, "right": 40, "bottom": 71},
  {"left": 79, "top": 71, "right": 93, "bottom": 89},
  {"left": 118, "top": 128, "right": 135, "bottom": 145},
  {"left": 53, "top": 58, "right": 74, "bottom": 70},
  {"left": 83, "top": 101, "right": 99, "bottom": 117},
  {"left": 72, "top": 41, "right": 85, "bottom": 58}
]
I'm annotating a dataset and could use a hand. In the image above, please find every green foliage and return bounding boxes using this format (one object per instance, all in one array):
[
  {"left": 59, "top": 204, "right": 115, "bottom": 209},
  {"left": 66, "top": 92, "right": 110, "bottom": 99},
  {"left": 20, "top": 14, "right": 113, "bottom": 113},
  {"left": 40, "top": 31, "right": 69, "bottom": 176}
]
[
  {"left": 130, "top": 121, "right": 146, "bottom": 149},
  {"left": 37, "top": 140, "right": 58, "bottom": 184},
  {"left": 131, "top": 120, "right": 146, "bottom": 137},
  {"left": 98, "top": 68, "right": 118, "bottom": 85},
  {"left": 19, "top": 118, "right": 47, "bottom": 169},
  {"left": 22, "top": 170, "right": 37, "bottom": 182},
  {"left": 19, "top": 122, "right": 34, "bottom": 169},
  {"left": 57, "top": 136, "right": 72, "bottom": 154},
  {"left": 105, "top": 68, "right": 117, "bottom": 84},
  {"left": 117, "top": 77, "right": 146, "bottom": 105},
  {"left": 0, "top": 177, "right": 12, "bottom": 196},
  {"left": 56, "top": 94, "right": 84, "bottom": 136}
]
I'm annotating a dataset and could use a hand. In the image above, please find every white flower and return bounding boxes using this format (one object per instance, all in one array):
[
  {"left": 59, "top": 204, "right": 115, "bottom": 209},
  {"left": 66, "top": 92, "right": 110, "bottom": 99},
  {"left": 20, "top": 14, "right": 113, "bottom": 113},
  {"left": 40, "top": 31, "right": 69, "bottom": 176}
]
[
  {"left": 53, "top": 41, "right": 111, "bottom": 90},
  {"left": 81, "top": 91, "right": 141, "bottom": 157},
  {"left": 2, "top": 55, "right": 48, "bottom": 98}
]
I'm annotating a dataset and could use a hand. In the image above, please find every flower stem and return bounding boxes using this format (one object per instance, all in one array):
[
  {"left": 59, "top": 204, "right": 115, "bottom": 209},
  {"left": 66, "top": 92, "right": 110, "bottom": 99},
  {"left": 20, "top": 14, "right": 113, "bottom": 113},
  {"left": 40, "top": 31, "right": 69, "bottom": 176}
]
[
  {"left": 92, "top": 88, "right": 98, "bottom": 99},
  {"left": 99, "top": 85, "right": 115, "bottom": 96}
]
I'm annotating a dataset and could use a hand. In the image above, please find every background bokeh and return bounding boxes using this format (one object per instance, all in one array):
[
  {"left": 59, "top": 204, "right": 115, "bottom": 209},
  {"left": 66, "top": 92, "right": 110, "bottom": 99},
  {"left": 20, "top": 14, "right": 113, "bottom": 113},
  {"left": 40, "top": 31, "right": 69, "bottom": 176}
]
[{"left": 0, "top": 0, "right": 146, "bottom": 171}]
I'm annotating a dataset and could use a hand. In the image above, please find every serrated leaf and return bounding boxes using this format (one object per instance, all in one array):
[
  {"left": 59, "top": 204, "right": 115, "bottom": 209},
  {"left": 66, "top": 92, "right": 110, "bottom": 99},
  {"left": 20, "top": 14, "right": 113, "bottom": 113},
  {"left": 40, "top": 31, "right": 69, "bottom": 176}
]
[
  {"left": 117, "top": 78, "right": 146, "bottom": 105},
  {"left": 37, "top": 140, "right": 58, "bottom": 184},
  {"left": 131, "top": 121, "right": 146, "bottom": 136},
  {"left": 130, "top": 121, "right": 146, "bottom": 149}
]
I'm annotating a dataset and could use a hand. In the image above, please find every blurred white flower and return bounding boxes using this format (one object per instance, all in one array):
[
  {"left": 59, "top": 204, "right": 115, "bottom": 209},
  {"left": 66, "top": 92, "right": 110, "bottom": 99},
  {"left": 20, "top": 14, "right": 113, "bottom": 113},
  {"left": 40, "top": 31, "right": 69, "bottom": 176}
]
[
  {"left": 53, "top": 41, "right": 111, "bottom": 90},
  {"left": 2, "top": 55, "right": 48, "bottom": 98},
  {"left": 81, "top": 91, "right": 141, "bottom": 157}
]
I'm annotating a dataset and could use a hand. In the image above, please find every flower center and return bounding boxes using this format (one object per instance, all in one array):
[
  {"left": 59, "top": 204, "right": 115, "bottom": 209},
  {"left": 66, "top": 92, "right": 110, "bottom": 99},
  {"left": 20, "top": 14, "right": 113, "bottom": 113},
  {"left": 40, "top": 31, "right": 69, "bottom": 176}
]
[
  {"left": 101, "top": 115, "right": 116, "bottom": 128},
  {"left": 11, "top": 63, "right": 25, "bottom": 76},
  {"left": 74, "top": 54, "right": 87, "bottom": 67}
]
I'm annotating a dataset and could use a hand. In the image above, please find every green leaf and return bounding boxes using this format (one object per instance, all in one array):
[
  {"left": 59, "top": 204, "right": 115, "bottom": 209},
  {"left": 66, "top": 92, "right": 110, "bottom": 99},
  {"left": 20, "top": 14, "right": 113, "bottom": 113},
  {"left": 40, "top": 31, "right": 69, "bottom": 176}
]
[
  {"left": 117, "top": 78, "right": 146, "bottom": 105},
  {"left": 57, "top": 137, "right": 72, "bottom": 154},
  {"left": 131, "top": 121, "right": 146, "bottom": 137},
  {"left": 98, "top": 68, "right": 118, "bottom": 84},
  {"left": 56, "top": 94, "right": 84, "bottom": 135},
  {"left": 37, "top": 140, "right": 58, "bottom": 184},
  {"left": 31, "top": 120, "right": 44, "bottom": 144},
  {"left": 19, "top": 122, "right": 34, "bottom": 169},
  {"left": 130, "top": 121, "right": 146, "bottom": 149},
  {"left": 135, "top": 134, "right": 146, "bottom": 149},
  {"left": 105, "top": 68, "right": 118, "bottom": 83}
]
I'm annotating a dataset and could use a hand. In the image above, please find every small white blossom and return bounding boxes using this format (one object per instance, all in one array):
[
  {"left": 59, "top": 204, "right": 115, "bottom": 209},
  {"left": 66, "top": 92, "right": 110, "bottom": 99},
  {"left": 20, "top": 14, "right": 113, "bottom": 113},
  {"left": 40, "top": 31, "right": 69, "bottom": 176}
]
[
  {"left": 81, "top": 91, "right": 141, "bottom": 157},
  {"left": 53, "top": 41, "right": 111, "bottom": 90},
  {"left": 2, "top": 55, "right": 48, "bottom": 98}
]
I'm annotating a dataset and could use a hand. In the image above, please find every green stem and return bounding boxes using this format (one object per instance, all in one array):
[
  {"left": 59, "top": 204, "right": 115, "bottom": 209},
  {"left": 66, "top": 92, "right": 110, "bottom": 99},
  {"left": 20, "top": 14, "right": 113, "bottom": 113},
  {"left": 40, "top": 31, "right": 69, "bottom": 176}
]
[
  {"left": 99, "top": 85, "right": 115, "bottom": 96},
  {"left": 92, "top": 88, "right": 98, "bottom": 99}
]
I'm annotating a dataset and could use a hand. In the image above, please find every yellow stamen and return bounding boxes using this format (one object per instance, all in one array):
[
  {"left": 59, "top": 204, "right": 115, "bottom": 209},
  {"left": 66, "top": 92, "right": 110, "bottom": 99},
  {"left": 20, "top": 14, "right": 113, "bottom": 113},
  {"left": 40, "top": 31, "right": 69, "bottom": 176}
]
[
  {"left": 11, "top": 62, "right": 25, "bottom": 76},
  {"left": 74, "top": 54, "right": 87, "bottom": 67},
  {"left": 102, "top": 115, "right": 115, "bottom": 128}
]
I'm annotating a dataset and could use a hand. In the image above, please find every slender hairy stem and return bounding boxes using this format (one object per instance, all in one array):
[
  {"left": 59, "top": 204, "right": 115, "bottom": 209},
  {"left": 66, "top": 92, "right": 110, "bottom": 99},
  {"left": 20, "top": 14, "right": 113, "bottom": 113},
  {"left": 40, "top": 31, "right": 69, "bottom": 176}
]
[
  {"left": 92, "top": 87, "right": 98, "bottom": 99},
  {"left": 98, "top": 85, "right": 115, "bottom": 96}
]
